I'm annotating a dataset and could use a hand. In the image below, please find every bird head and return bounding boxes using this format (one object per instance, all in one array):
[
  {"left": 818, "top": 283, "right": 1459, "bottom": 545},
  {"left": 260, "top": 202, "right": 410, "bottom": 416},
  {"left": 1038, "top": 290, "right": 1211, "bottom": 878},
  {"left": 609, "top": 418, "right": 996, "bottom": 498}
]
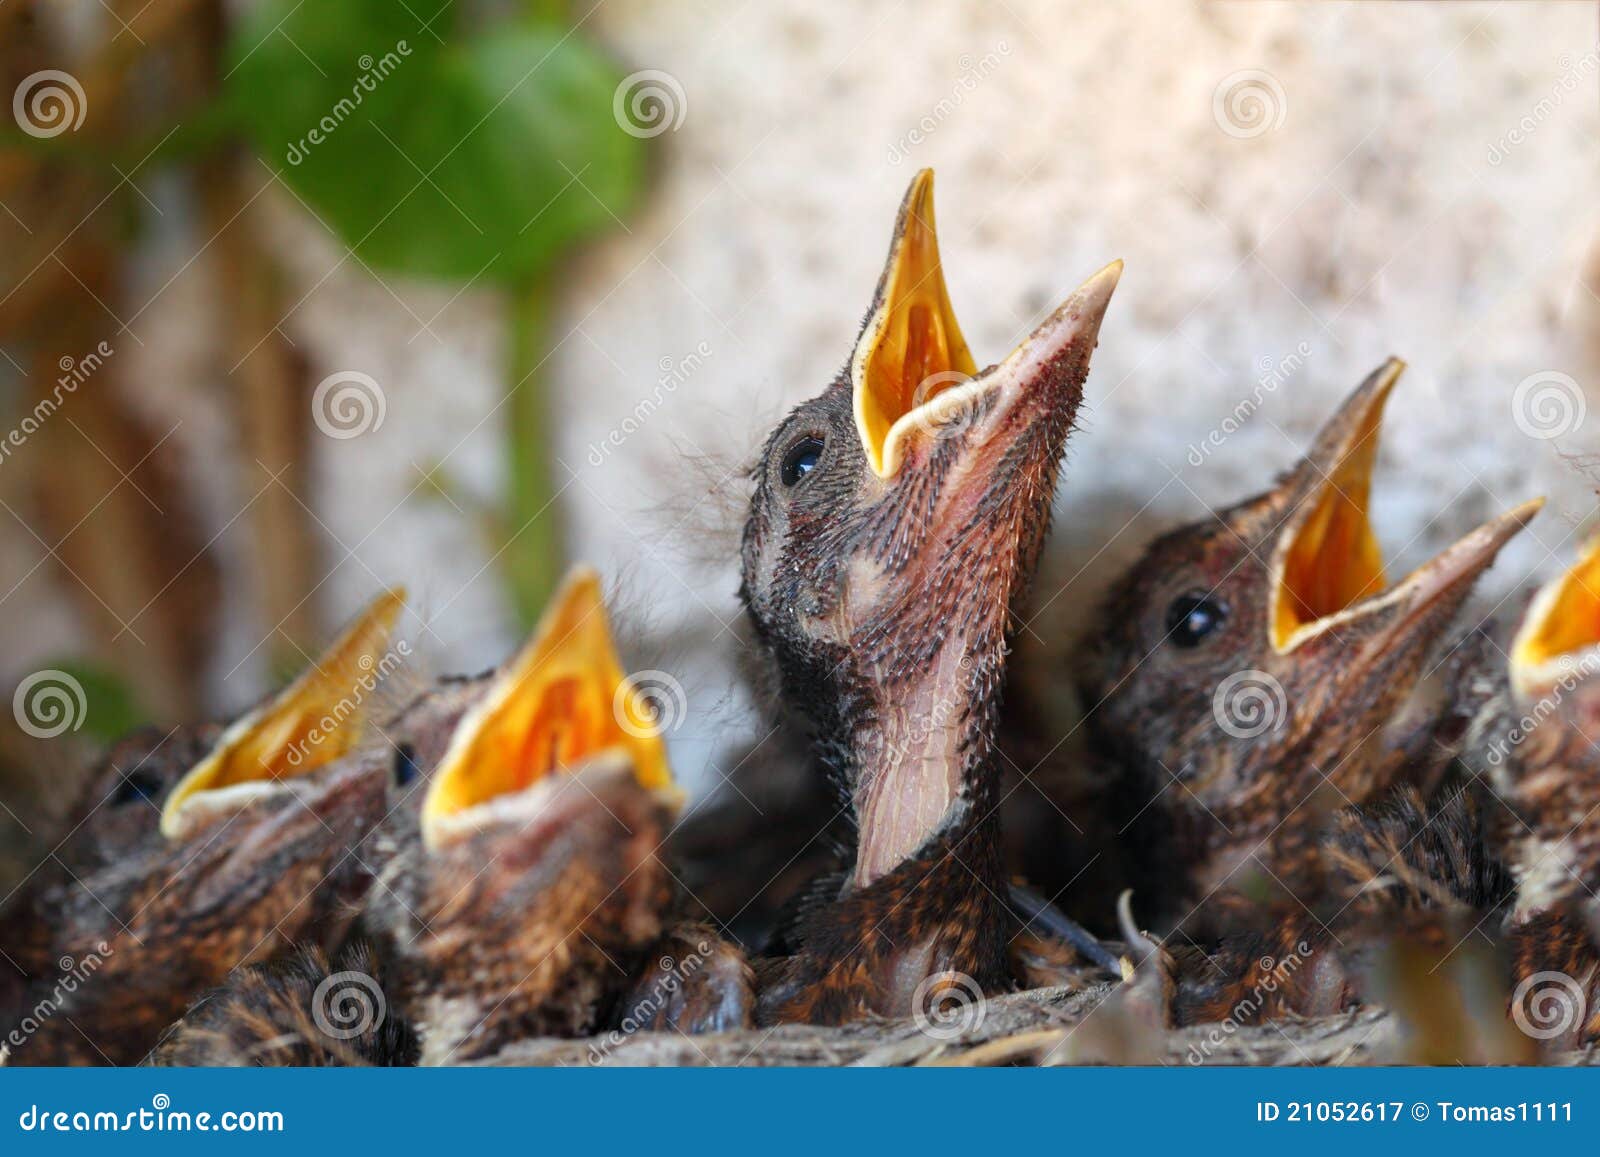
[
  {"left": 1499, "top": 537, "right": 1600, "bottom": 907},
  {"left": 740, "top": 169, "right": 1119, "bottom": 883},
  {"left": 1082, "top": 359, "right": 1541, "bottom": 855},
  {"left": 158, "top": 588, "right": 409, "bottom": 839},
  {"left": 384, "top": 567, "right": 680, "bottom": 1054}
]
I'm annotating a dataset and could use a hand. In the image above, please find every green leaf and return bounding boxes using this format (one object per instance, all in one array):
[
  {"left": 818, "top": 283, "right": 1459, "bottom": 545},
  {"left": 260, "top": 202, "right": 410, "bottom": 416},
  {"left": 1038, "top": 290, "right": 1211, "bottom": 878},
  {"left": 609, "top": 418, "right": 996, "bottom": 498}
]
[
  {"left": 226, "top": 0, "right": 645, "bottom": 282},
  {"left": 38, "top": 661, "right": 144, "bottom": 743}
]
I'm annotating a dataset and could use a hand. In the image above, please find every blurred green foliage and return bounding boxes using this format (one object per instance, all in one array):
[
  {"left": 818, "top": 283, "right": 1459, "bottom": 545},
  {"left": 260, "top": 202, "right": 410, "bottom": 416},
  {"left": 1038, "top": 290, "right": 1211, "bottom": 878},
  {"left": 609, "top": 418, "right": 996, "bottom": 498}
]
[
  {"left": 50, "top": 661, "right": 144, "bottom": 743},
  {"left": 227, "top": 0, "right": 650, "bottom": 625},
  {"left": 228, "top": 0, "right": 644, "bottom": 283}
]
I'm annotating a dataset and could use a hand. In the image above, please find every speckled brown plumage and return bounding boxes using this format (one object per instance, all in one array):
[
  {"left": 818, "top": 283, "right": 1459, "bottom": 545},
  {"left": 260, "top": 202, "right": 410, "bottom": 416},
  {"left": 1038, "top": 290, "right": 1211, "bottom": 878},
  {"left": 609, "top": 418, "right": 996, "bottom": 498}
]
[
  {"left": 1, "top": 724, "right": 218, "bottom": 1022},
  {"left": 1173, "top": 784, "right": 1515, "bottom": 1026},
  {"left": 1, "top": 675, "right": 480, "bottom": 1066},
  {"left": 1486, "top": 644, "right": 1600, "bottom": 1049},
  {"left": 150, "top": 943, "right": 418, "bottom": 1067},
  {"left": 616, "top": 923, "right": 756, "bottom": 1035},
  {"left": 1076, "top": 362, "right": 1535, "bottom": 935},
  {"left": 4, "top": 760, "right": 389, "bottom": 1065},
  {"left": 362, "top": 762, "right": 679, "bottom": 1063},
  {"left": 740, "top": 178, "right": 1118, "bottom": 1024}
]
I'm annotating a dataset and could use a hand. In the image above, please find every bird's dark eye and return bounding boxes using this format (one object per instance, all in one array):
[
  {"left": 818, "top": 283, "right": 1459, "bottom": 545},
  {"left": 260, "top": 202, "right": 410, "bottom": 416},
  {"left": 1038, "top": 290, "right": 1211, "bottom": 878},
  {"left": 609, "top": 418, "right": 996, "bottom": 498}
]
[
  {"left": 110, "top": 769, "right": 163, "bottom": 807},
  {"left": 780, "top": 436, "right": 825, "bottom": 486},
  {"left": 393, "top": 743, "right": 420, "bottom": 788},
  {"left": 1165, "top": 592, "right": 1228, "bottom": 648}
]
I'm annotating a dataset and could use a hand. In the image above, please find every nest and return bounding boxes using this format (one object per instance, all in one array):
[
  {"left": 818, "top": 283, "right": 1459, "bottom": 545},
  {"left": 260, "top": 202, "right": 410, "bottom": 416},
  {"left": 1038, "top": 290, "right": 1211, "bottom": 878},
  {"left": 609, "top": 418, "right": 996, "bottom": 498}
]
[{"left": 480, "top": 985, "right": 1595, "bottom": 1068}]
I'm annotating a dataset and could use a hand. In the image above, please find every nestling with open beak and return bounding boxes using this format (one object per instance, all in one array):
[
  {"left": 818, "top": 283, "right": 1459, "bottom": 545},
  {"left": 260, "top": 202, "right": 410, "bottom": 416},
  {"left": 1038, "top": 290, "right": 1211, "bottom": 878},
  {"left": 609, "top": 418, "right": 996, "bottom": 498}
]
[
  {"left": 1480, "top": 537, "right": 1600, "bottom": 1047},
  {"left": 741, "top": 169, "right": 1121, "bottom": 1024},
  {"left": 1, "top": 724, "right": 220, "bottom": 1023},
  {"left": 356, "top": 566, "right": 750, "bottom": 1063},
  {"left": 1, "top": 591, "right": 417, "bottom": 1065},
  {"left": 1079, "top": 358, "right": 1542, "bottom": 935}
]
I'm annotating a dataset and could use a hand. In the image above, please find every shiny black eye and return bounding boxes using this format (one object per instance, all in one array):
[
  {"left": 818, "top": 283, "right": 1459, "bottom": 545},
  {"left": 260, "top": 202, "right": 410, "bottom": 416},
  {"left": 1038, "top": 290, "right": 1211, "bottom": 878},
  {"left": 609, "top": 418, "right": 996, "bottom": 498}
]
[
  {"left": 393, "top": 743, "right": 420, "bottom": 788},
  {"left": 780, "top": 436, "right": 825, "bottom": 486},
  {"left": 1165, "top": 592, "right": 1228, "bottom": 648},
  {"left": 110, "top": 769, "right": 162, "bottom": 807}
]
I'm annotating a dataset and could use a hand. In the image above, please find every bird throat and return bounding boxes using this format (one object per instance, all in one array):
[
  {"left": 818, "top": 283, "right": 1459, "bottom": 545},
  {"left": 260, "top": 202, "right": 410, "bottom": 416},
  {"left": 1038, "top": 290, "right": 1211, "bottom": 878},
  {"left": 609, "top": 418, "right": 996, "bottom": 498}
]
[{"left": 850, "top": 640, "right": 982, "bottom": 886}]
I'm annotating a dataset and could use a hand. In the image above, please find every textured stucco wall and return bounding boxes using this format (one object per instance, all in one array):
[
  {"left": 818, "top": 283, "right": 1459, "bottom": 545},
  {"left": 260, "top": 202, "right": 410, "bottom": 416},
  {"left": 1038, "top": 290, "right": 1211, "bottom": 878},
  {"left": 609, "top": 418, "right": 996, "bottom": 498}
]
[{"left": 4, "top": 1, "right": 1598, "bottom": 795}]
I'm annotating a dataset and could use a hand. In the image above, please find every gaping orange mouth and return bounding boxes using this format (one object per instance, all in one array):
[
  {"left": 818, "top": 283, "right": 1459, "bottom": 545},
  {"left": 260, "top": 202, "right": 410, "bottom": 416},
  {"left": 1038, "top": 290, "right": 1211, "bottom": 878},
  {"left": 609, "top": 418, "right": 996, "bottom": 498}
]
[
  {"left": 851, "top": 169, "right": 1120, "bottom": 478},
  {"left": 420, "top": 566, "right": 678, "bottom": 849},
  {"left": 1268, "top": 362, "right": 1397, "bottom": 653},
  {"left": 160, "top": 588, "right": 407, "bottom": 838},
  {"left": 1268, "top": 359, "right": 1542, "bottom": 656},
  {"left": 851, "top": 170, "right": 977, "bottom": 479},
  {"left": 1511, "top": 537, "right": 1600, "bottom": 698}
]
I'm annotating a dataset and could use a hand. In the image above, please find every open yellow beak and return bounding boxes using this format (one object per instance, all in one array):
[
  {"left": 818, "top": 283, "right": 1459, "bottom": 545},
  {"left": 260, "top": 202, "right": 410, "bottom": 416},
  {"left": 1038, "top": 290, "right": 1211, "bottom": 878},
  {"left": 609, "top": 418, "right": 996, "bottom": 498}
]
[
  {"left": 851, "top": 170, "right": 1121, "bottom": 479},
  {"left": 851, "top": 170, "right": 978, "bottom": 478},
  {"left": 1268, "top": 359, "right": 1399, "bottom": 652},
  {"left": 160, "top": 588, "right": 408, "bottom": 838},
  {"left": 1268, "top": 358, "right": 1541, "bottom": 656},
  {"left": 1511, "top": 537, "right": 1600, "bottom": 699},
  {"left": 420, "top": 566, "right": 678, "bottom": 849}
]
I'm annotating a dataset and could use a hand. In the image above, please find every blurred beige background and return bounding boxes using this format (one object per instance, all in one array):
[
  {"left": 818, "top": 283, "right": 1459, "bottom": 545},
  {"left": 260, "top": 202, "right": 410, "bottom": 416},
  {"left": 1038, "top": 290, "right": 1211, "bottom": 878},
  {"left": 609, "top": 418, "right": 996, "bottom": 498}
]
[{"left": 4, "top": 0, "right": 1598, "bottom": 796}]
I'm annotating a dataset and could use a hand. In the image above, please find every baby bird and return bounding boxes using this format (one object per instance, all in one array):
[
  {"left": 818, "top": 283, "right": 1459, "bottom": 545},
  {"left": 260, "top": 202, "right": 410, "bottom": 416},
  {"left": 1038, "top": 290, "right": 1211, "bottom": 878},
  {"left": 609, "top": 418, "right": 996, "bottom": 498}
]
[
  {"left": 741, "top": 169, "right": 1121, "bottom": 1024},
  {"left": 1077, "top": 358, "right": 1540, "bottom": 934},
  {"left": 368, "top": 567, "right": 699, "bottom": 1062},
  {"left": 1, "top": 724, "right": 218, "bottom": 1020},
  {"left": 160, "top": 567, "right": 748, "bottom": 1066},
  {"left": 2, "top": 591, "right": 414, "bottom": 1064},
  {"left": 1489, "top": 536, "right": 1600, "bottom": 1048}
]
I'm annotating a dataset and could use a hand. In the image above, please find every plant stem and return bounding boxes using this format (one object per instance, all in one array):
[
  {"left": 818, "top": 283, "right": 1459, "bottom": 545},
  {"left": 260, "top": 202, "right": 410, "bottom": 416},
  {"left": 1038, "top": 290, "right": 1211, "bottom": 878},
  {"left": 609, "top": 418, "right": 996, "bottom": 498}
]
[{"left": 504, "top": 275, "right": 565, "bottom": 627}]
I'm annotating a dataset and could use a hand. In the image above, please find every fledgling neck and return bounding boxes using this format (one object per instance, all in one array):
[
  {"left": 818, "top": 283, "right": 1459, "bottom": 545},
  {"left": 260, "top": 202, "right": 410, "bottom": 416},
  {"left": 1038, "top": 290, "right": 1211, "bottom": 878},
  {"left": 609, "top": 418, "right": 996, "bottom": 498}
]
[{"left": 845, "top": 627, "right": 1001, "bottom": 887}]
